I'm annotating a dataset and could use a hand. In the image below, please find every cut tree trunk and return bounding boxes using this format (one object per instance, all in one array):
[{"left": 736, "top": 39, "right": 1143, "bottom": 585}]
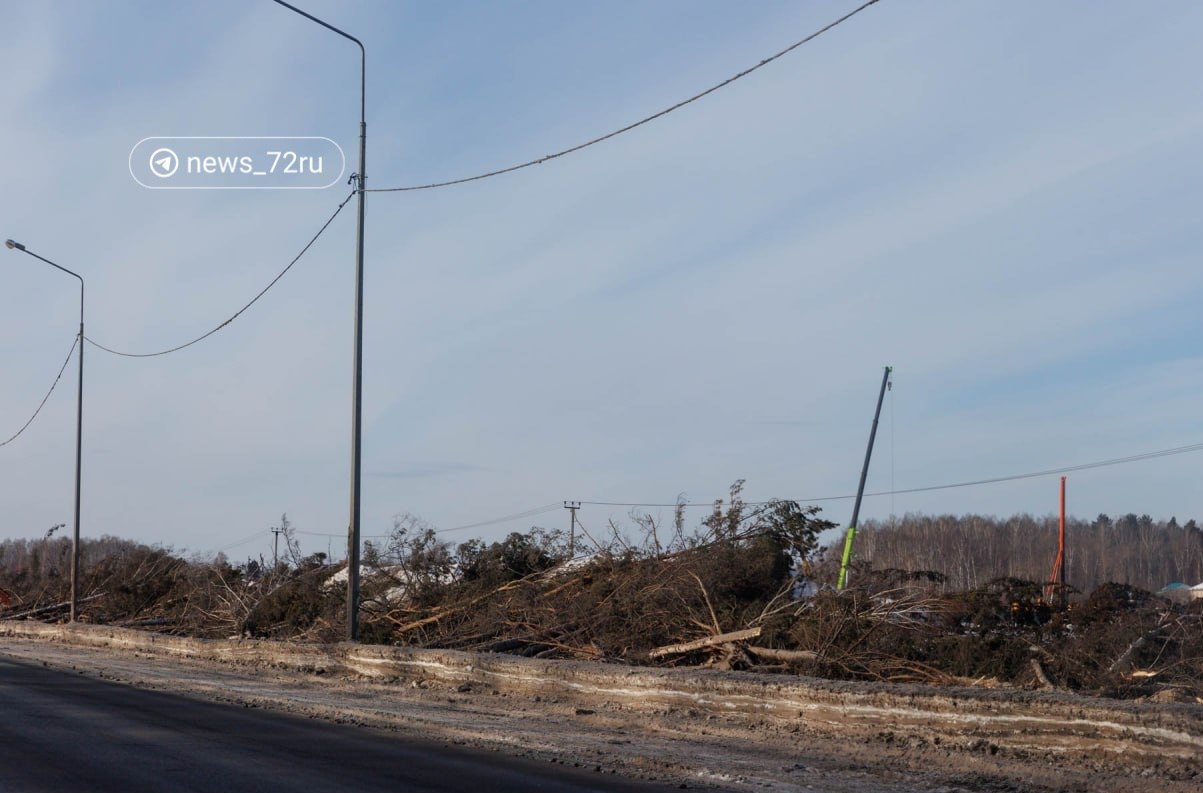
[
  {"left": 649, "top": 627, "right": 761, "bottom": 658},
  {"left": 746, "top": 646, "right": 820, "bottom": 664}
]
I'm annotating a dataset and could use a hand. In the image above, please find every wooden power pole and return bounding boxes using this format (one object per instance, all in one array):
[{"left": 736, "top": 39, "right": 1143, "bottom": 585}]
[{"left": 564, "top": 501, "right": 580, "bottom": 557}]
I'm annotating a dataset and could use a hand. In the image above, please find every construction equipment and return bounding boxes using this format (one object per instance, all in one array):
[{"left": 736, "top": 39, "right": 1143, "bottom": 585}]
[
  {"left": 837, "top": 365, "right": 892, "bottom": 591},
  {"left": 1043, "top": 476, "right": 1068, "bottom": 608}
]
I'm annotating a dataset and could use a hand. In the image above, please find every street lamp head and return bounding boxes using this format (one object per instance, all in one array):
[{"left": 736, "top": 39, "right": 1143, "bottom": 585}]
[{"left": 4, "top": 239, "right": 24, "bottom": 251}]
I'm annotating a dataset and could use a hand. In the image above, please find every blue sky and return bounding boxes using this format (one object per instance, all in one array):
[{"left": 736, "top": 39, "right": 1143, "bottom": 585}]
[{"left": 1, "top": 0, "right": 1201, "bottom": 560}]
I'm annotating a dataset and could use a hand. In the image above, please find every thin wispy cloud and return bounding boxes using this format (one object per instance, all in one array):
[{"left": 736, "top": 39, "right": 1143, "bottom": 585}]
[{"left": 368, "top": 463, "right": 487, "bottom": 480}]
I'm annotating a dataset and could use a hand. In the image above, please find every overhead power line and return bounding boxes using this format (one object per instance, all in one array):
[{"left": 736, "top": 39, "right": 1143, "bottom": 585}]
[
  {"left": 290, "top": 504, "right": 562, "bottom": 540},
  {"left": 85, "top": 190, "right": 355, "bottom": 358},
  {"left": 0, "top": 335, "right": 78, "bottom": 449},
  {"left": 875, "top": 440, "right": 1203, "bottom": 499},
  {"left": 367, "top": 0, "right": 882, "bottom": 193},
  {"left": 214, "top": 440, "right": 1203, "bottom": 547},
  {"left": 212, "top": 529, "right": 272, "bottom": 555},
  {"left": 579, "top": 439, "right": 1203, "bottom": 508},
  {"left": 181, "top": 441, "right": 1203, "bottom": 554},
  {"left": 436, "top": 503, "right": 561, "bottom": 534}
]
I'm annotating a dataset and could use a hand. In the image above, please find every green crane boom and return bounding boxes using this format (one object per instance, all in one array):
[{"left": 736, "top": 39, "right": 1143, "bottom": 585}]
[{"left": 837, "top": 365, "right": 892, "bottom": 591}]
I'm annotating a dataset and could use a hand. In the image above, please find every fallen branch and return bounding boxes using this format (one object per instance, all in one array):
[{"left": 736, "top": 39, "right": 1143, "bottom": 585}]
[
  {"left": 385, "top": 576, "right": 533, "bottom": 634},
  {"left": 3, "top": 592, "right": 106, "bottom": 621},
  {"left": 542, "top": 576, "right": 585, "bottom": 599},
  {"left": 649, "top": 627, "right": 761, "bottom": 658},
  {"left": 1108, "top": 612, "right": 1173, "bottom": 675},
  {"left": 386, "top": 610, "right": 446, "bottom": 634},
  {"left": 481, "top": 637, "right": 532, "bottom": 653}
]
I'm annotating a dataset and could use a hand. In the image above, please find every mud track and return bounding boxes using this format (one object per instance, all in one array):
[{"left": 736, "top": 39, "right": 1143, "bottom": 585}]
[{"left": 2, "top": 621, "right": 1199, "bottom": 792}]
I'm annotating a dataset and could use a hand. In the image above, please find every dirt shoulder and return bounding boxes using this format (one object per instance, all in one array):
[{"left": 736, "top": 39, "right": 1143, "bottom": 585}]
[{"left": 1, "top": 621, "right": 1200, "bottom": 793}]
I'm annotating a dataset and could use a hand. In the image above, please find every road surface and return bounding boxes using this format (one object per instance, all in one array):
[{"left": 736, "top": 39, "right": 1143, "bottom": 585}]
[{"left": 0, "top": 657, "right": 672, "bottom": 793}]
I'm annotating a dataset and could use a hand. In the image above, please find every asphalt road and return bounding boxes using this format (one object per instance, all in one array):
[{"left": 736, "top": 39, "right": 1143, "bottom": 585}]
[{"left": 0, "top": 657, "right": 675, "bottom": 793}]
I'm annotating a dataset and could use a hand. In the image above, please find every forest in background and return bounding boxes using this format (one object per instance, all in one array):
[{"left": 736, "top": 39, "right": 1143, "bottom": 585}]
[{"left": 854, "top": 513, "right": 1203, "bottom": 594}]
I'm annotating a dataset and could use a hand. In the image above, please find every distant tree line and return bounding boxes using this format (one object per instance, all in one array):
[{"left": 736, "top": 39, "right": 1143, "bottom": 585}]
[
  {"left": 0, "top": 535, "right": 150, "bottom": 596},
  {"left": 852, "top": 513, "right": 1203, "bottom": 593}
]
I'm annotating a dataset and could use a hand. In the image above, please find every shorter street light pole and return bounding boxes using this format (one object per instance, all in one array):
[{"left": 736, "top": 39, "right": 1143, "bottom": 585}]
[{"left": 6, "top": 239, "right": 85, "bottom": 622}]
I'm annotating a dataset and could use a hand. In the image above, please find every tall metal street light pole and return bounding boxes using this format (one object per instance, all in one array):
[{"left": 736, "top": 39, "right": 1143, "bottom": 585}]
[
  {"left": 5, "top": 239, "right": 85, "bottom": 622},
  {"left": 270, "top": 0, "right": 368, "bottom": 641}
]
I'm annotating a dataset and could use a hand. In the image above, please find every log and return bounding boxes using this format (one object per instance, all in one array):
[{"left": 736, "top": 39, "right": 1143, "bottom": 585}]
[
  {"left": 746, "top": 645, "right": 819, "bottom": 664},
  {"left": 1030, "top": 658, "right": 1057, "bottom": 690},
  {"left": 649, "top": 627, "right": 761, "bottom": 658}
]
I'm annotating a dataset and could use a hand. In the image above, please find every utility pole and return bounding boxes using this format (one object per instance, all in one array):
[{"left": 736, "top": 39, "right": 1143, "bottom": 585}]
[
  {"left": 837, "top": 365, "right": 893, "bottom": 591},
  {"left": 564, "top": 501, "right": 580, "bottom": 557},
  {"left": 271, "top": 523, "right": 285, "bottom": 568}
]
